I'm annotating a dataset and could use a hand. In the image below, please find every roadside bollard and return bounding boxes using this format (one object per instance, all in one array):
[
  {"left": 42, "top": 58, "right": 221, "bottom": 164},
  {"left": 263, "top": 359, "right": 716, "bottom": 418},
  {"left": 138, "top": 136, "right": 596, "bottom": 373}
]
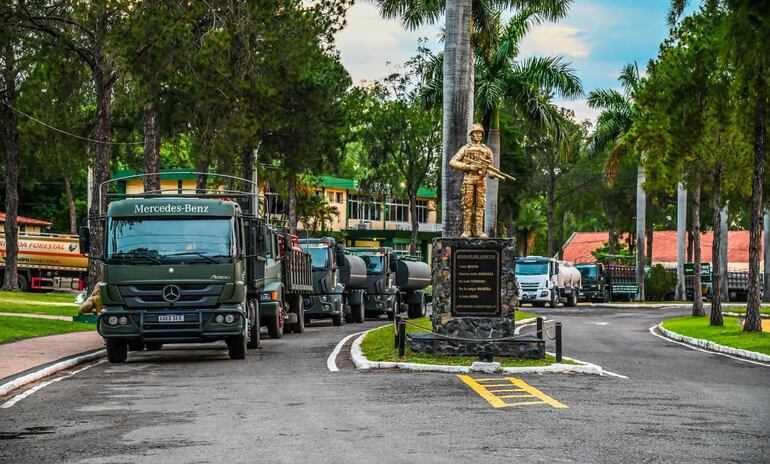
[
  {"left": 398, "top": 320, "right": 406, "bottom": 358},
  {"left": 536, "top": 317, "right": 543, "bottom": 340},
  {"left": 394, "top": 315, "right": 401, "bottom": 348},
  {"left": 555, "top": 322, "right": 562, "bottom": 363}
]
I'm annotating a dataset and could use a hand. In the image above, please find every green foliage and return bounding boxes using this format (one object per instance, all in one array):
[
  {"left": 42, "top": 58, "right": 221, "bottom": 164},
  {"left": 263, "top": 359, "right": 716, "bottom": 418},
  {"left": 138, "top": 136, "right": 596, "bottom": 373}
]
[
  {"left": 591, "top": 240, "right": 631, "bottom": 261},
  {"left": 645, "top": 264, "right": 677, "bottom": 301},
  {"left": 0, "top": 315, "right": 93, "bottom": 344},
  {"left": 662, "top": 316, "right": 770, "bottom": 356}
]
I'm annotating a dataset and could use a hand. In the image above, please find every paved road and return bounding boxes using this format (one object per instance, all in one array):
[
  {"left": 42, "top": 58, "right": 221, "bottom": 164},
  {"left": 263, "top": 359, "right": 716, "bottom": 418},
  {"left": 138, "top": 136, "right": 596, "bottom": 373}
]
[{"left": 1, "top": 307, "right": 768, "bottom": 463}]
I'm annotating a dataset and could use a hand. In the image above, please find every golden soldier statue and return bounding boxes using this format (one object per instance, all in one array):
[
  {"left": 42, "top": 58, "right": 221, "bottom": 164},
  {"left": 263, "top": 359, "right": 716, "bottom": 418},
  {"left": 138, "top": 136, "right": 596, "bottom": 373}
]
[{"left": 450, "top": 123, "right": 515, "bottom": 238}]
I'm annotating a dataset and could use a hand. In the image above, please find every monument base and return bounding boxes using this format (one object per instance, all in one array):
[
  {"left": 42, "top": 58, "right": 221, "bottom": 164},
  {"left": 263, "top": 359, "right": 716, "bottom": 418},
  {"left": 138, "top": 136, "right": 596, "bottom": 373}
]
[{"left": 407, "top": 333, "right": 544, "bottom": 358}]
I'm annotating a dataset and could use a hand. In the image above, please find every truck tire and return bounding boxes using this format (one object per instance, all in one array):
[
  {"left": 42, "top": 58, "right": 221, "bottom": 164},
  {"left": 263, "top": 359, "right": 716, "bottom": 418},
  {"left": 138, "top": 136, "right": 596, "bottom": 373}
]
[
  {"left": 290, "top": 296, "right": 305, "bottom": 334},
  {"left": 106, "top": 339, "right": 128, "bottom": 363},
  {"left": 567, "top": 291, "right": 577, "bottom": 307},
  {"left": 352, "top": 301, "right": 365, "bottom": 323},
  {"left": 407, "top": 302, "right": 424, "bottom": 319},
  {"left": 227, "top": 333, "right": 247, "bottom": 360},
  {"left": 145, "top": 342, "right": 163, "bottom": 351},
  {"left": 344, "top": 298, "right": 353, "bottom": 323},
  {"left": 332, "top": 307, "right": 344, "bottom": 326},
  {"left": 549, "top": 290, "right": 558, "bottom": 308},
  {"left": 17, "top": 274, "right": 29, "bottom": 292},
  {"left": 266, "top": 305, "right": 284, "bottom": 339},
  {"left": 602, "top": 289, "right": 610, "bottom": 303},
  {"left": 247, "top": 299, "right": 260, "bottom": 349}
]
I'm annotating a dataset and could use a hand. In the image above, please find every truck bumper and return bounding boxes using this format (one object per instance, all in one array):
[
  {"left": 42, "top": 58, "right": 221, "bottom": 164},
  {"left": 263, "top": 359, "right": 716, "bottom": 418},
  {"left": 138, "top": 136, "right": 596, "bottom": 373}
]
[
  {"left": 97, "top": 306, "right": 246, "bottom": 344},
  {"left": 365, "top": 293, "right": 397, "bottom": 314},
  {"left": 303, "top": 294, "right": 342, "bottom": 319},
  {"left": 579, "top": 289, "right": 601, "bottom": 301},
  {"left": 519, "top": 290, "right": 551, "bottom": 303}
]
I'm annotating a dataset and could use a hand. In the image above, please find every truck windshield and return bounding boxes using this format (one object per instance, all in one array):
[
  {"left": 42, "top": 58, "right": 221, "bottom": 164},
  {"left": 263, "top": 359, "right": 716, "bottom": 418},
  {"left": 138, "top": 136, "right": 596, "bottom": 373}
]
[
  {"left": 308, "top": 248, "right": 328, "bottom": 269},
  {"left": 515, "top": 262, "right": 548, "bottom": 275},
  {"left": 576, "top": 266, "right": 597, "bottom": 277},
  {"left": 360, "top": 255, "right": 384, "bottom": 273},
  {"left": 107, "top": 218, "right": 235, "bottom": 263}
]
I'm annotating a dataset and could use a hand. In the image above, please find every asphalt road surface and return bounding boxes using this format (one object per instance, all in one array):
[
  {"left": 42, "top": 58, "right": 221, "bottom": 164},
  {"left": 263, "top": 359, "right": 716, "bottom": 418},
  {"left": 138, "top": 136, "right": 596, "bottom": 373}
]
[{"left": 1, "top": 307, "right": 768, "bottom": 463}]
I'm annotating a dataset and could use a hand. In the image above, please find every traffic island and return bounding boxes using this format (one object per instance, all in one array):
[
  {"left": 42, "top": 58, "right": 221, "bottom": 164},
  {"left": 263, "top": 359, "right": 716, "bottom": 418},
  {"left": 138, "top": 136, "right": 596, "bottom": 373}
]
[
  {"left": 353, "top": 317, "right": 608, "bottom": 375},
  {"left": 657, "top": 316, "right": 770, "bottom": 363}
]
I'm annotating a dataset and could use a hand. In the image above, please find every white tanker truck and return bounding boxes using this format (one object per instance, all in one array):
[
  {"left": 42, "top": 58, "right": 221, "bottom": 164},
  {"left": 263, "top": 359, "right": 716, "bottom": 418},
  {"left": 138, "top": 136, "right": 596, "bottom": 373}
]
[{"left": 515, "top": 256, "right": 581, "bottom": 307}]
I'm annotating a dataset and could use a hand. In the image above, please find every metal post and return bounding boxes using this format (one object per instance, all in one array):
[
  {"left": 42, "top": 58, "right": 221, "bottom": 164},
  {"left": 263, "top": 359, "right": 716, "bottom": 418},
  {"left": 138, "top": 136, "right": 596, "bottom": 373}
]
[
  {"left": 398, "top": 320, "right": 406, "bottom": 358},
  {"left": 536, "top": 317, "right": 543, "bottom": 340},
  {"left": 394, "top": 314, "right": 401, "bottom": 349},
  {"left": 555, "top": 322, "right": 562, "bottom": 363}
]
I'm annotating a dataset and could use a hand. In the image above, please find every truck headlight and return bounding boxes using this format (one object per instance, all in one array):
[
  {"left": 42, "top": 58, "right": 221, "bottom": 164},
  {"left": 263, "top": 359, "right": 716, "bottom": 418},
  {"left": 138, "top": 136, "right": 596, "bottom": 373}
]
[
  {"left": 107, "top": 316, "right": 118, "bottom": 326},
  {"left": 215, "top": 314, "right": 225, "bottom": 323},
  {"left": 261, "top": 291, "right": 278, "bottom": 302},
  {"left": 225, "top": 314, "right": 236, "bottom": 324},
  {"left": 118, "top": 316, "right": 128, "bottom": 325},
  {"left": 321, "top": 295, "right": 328, "bottom": 303},
  {"left": 323, "top": 304, "right": 331, "bottom": 311}
]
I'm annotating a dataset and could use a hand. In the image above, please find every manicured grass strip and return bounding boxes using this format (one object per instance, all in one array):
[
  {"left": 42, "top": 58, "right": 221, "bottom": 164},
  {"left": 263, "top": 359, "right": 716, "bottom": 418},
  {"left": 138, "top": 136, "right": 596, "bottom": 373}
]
[
  {"left": 661, "top": 316, "right": 770, "bottom": 356},
  {"left": 0, "top": 315, "right": 94, "bottom": 344},
  {"left": 719, "top": 306, "right": 770, "bottom": 316},
  {"left": 515, "top": 310, "right": 537, "bottom": 321},
  {"left": 0, "top": 291, "right": 80, "bottom": 316},
  {"left": 360, "top": 315, "right": 571, "bottom": 367}
]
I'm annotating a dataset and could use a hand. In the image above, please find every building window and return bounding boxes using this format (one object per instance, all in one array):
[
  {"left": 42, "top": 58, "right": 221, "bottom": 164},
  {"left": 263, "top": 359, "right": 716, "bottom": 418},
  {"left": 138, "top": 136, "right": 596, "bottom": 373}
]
[
  {"left": 348, "top": 194, "right": 381, "bottom": 220},
  {"left": 386, "top": 197, "right": 409, "bottom": 222},
  {"left": 336, "top": 192, "right": 343, "bottom": 203},
  {"left": 327, "top": 191, "right": 335, "bottom": 203},
  {"left": 415, "top": 200, "right": 429, "bottom": 223},
  {"left": 393, "top": 242, "right": 421, "bottom": 259}
]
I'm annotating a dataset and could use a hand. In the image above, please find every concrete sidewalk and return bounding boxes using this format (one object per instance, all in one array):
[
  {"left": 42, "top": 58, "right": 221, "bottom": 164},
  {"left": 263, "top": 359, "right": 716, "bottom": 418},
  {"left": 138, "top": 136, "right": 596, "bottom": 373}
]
[{"left": 0, "top": 331, "right": 103, "bottom": 382}]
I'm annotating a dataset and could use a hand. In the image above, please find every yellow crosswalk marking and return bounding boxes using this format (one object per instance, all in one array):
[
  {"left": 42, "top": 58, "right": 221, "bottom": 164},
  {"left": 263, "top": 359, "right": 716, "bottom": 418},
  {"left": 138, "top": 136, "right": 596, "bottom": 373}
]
[{"left": 458, "top": 375, "right": 568, "bottom": 409}]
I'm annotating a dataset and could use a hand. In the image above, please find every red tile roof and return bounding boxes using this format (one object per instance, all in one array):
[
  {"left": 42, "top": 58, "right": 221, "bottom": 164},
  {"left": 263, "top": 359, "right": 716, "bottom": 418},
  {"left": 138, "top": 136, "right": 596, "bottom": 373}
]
[
  {"left": 0, "top": 212, "right": 53, "bottom": 227},
  {"left": 562, "top": 230, "right": 766, "bottom": 265}
]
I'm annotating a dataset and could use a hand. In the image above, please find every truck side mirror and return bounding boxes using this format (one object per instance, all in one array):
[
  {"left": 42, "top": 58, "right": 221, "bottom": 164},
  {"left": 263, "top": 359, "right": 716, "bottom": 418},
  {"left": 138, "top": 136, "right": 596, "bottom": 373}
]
[
  {"left": 78, "top": 226, "right": 90, "bottom": 255},
  {"left": 389, "top": 254, "right": 397, "bottom": 271},
  {"left": 336, "top": 251, "right": 346, "bottom": 267}
]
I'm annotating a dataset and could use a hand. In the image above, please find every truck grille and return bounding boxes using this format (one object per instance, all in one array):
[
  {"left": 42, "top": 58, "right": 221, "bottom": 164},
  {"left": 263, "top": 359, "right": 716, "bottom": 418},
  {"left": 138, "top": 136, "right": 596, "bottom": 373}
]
[
  {"left": 520, "top": 283, "right": 539, "bottom": 290},
  {"left": 118, "top": 284, "right": 224, "bottom": 309}
]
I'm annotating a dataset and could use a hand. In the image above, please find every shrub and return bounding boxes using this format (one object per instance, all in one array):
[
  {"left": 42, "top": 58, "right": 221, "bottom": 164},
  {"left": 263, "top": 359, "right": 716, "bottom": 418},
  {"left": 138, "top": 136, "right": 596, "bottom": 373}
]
[{"left": 645, "top": 264, "right": 676, "bottom": 301}]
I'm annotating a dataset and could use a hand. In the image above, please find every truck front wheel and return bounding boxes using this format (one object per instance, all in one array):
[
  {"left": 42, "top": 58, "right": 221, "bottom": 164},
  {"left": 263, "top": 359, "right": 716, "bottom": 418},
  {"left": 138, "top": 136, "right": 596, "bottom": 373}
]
[
  {"left": 247, "top": 299, "right": 260, "bottom": 349},
  {"left": 106, "top": 339, "right": 128, "bottom": 363},
  {"left": 549, "top": 290, "right": 558, "bottom": 308},
  {"left": 266, "top": 305, "right": 284, "bottom": 339},
  {"left": 289, "top": 296, "right": 305, "bottom": 334},
  {"left": 352, "top": 301, "right": 365, "bottom": 323},
  {"left": 227, "top": 333, "right": 247, "bottom": 360}
]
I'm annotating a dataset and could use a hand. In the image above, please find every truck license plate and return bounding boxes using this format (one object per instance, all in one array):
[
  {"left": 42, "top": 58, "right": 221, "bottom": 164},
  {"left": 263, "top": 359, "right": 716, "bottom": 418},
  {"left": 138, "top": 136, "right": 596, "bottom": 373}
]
[{"left": 158, "top": 314, "right": 184, "bottom": 322}]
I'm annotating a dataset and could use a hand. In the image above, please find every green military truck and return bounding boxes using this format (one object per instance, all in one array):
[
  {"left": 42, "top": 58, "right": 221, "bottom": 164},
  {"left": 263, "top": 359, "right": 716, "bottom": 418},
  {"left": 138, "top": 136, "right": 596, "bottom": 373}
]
[
  {"left": 80, "top": 173, "right": 311, "bottom": 362},
  {"left": 347, "top": 247, "right": 431, "bottom": 320},
  {"left": 299, "top": 238, "right": 368, "bottom": 326}
]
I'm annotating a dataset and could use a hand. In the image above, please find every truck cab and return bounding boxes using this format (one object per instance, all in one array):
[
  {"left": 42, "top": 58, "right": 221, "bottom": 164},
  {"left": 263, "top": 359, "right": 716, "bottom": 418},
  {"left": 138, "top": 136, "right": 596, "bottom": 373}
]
[
  {"left": 575, "top": 263, "right": 609, "bottom": 302},
  {"left": 299, "top": 238, "right": 346, "bottom": 326},
  {"left": 515, "top": 256, "right": 579, "bottom": 307},
  {"left": 348, "top": 247, "right": 400, "bottom": 320},
  {"left": 84, "top": 197, "right": 256, "bottom": 362}
]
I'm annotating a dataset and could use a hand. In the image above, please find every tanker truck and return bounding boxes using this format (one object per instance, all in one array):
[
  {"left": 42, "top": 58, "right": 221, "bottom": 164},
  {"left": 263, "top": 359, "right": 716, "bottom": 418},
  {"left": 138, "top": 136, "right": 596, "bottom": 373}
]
[
  {"left": 515, "top": 256, "right": 581, "bottom": 307},
  {"left": 299, "top": 237, "right": 367, "bottom": 325},
  {"left": 347, "top": 247, "right": 431, "bottom": 319},
  {"left": 0, "top": 232, "right": 87, "bottom": 291}
]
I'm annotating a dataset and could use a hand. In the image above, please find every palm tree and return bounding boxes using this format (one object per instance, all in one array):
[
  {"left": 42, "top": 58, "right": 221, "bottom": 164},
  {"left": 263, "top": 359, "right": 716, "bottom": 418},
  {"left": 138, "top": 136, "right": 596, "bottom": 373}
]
[
  {"left": 587, "top": 63, "right": 648, "bottom": 301},
  {"left": 375, "top": 0, "right": 571, "bottom": 237}
]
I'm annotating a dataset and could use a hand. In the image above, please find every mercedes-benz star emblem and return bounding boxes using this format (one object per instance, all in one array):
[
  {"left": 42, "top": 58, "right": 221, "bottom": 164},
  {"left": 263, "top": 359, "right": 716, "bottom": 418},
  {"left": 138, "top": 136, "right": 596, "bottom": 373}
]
[{"left": 162, "top": 285, "right": 181, "bottom": 303}]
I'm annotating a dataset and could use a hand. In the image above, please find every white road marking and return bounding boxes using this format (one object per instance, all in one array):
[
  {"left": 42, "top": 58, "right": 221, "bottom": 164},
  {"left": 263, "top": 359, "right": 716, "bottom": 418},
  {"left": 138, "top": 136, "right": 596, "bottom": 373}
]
[
  {"left": 594, "top": 322, "right": 609, "bottom": 326},
  {"left": 1, "top": 361, "right": 104, "bottom": 409},
  {"left": 327, "top": 331, "right": 366, "bottom": 372},
  {"left": 649, "top": 324, "right": 770, "bottom": 367}
]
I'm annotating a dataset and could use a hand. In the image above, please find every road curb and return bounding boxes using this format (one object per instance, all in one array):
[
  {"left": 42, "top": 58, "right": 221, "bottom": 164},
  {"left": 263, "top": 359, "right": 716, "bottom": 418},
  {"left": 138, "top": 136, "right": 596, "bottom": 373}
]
[
  {"left": 350, "top": 327, "right": 606, "bottom": 376},
  {"left": 0, "top": 349, "right": 106, "bottom": 397},
  {"left": 723, "top": 311, "right": 770, "bottom": 319},
  {"left": 656, "top": 324, "right": 770, "bottom": 363}
]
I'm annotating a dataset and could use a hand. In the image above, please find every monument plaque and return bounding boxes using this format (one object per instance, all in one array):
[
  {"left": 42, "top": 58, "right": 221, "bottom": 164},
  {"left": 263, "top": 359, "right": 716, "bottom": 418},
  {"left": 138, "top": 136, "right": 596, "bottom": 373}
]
[{"left": 451, "top": 248, "right": 500, "bottom": 316}]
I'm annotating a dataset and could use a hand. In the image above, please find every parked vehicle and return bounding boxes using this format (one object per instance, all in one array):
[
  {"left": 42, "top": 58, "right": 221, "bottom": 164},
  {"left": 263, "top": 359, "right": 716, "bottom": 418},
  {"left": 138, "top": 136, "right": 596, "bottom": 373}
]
[
  {"left": 604, "top": 265, "right": 638, "bottom": 301},
  {"left": 0, "top": 232, "right": 86, "bottom": 291},
  {"left": 299, "top": 237, "right": 367, "bottom": 325},
  {"left": 515, "top": 256, "right": 580, "bottom": 307},
  {"left": 575, "top": 263, "right": 610, "bottom": 303},
  {"left": 81, "top": 173, "right": 311, "bottom": 363},
  {"left": 706, "top": 270, "right": 765, "bottom": 301},
  {"left": 347, "top": 248, "right": 431, "bottom": 319}
]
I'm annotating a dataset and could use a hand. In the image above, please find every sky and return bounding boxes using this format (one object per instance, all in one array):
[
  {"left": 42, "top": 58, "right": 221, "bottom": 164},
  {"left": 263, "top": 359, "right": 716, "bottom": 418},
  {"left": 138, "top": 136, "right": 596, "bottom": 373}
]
[{"left": 335, "top": 0, "right": 695, "bottom": 123}]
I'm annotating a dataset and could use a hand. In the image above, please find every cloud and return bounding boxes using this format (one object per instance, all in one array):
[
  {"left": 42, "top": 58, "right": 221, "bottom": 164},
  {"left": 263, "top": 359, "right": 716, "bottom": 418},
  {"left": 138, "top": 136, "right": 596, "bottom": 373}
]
[
  {"left": 520, "top": 25, "right": 591, "bottom": 58},
  {"left": 336, "top": 4, "right": 441, "bottom": 85}
]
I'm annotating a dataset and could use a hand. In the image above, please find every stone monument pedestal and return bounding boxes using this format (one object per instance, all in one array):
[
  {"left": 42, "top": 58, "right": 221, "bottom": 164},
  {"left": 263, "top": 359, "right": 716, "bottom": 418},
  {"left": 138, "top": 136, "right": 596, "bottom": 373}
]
[{"left": 407, "top": 237, "right": 544, "bottom": 358}]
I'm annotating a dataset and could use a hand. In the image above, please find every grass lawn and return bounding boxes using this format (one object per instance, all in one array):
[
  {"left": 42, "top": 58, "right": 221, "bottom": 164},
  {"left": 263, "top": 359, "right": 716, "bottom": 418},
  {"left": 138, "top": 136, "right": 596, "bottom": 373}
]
[
  {"left": 0, "top": 315, "right": 94, "bottom": 344},
  {"left": 661, "top": 316, "right": 770, "bottom": 356},
  {"left": 360, "top": 312, "right": 571, "bottom": 368},
  {"left": 719, "top": 306, "right": 770, "bottom": 316},
  {"left": 0, "top": 290, "right": 80, "bottom": 317}
]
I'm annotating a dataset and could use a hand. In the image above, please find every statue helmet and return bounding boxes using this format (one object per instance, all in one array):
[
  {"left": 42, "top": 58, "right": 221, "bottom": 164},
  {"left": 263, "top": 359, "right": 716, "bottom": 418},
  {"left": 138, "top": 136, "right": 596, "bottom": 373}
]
[{"left": 469, "top": 123, "right": 485, "bottom": 136}]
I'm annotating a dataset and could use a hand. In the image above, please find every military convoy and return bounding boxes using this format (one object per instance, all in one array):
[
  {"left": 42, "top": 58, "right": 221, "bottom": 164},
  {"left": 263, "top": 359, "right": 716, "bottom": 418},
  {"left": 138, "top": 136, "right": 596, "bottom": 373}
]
[{"left": 79, "top": 174, "right": 433, "bottom": 363}]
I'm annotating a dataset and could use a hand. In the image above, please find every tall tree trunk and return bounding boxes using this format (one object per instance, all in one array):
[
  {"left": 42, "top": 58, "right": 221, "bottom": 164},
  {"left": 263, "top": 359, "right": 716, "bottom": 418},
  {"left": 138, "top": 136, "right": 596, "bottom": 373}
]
[
  {"left": 687, "top": 228, "right": 694, "bottom": 264},
  {"left": 86, "top": 62, "right": 114, "bottom": 294},
  {"left": 409, "top": 193, "right": 418, "bottom": 255},
  {"left": 1, "top": 40, "right": 19, "bottom": 291},
  {"left": 484, "top": 108, "right": 500, "bottom": 237},
  {"left": 675, "top": 182, "right": 687, "bottom": 300},
  {"left": 646, "top": 200, "right": 653, "bottom": 263},
  {"left": 720, "top": 205, "right": 729, "bottom": 301},
  {"left": 241, "top": 146, "right": 253, "bottom": 191},
  {"left": 441, "top": 0, "right": 473, "bottom": 237},
  {"left": 764, "top": 208, "right": 769, "bottom": 303},
  {"left": 196, "top": 151, "right": 209, "bottom": 194},
  {"left": 65, "top": 175, "right": 77, "bottom": 235},
  {"left": 546, "top": 175, "right": 555, "bottom": 257},
  {"left": 744, "top": 95, "right": 766, "bottom": 332},
  {"left": 691, "top": 182, "right": 704, "bottom": 316},
  {"left": 710, "top": 166, "right": 723, "bottom": 326},
  {"left": 142, "top": 101, "right": 161, "bottom": 193},
  {"left": 635, "top": 164, "right": 646, "bottom": 301},
  {"left": 287, "top": 172, "right": 298, "bottom": 232},
  {"left": 557, "top": 207, "right": 566, "bottom": 260}
]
